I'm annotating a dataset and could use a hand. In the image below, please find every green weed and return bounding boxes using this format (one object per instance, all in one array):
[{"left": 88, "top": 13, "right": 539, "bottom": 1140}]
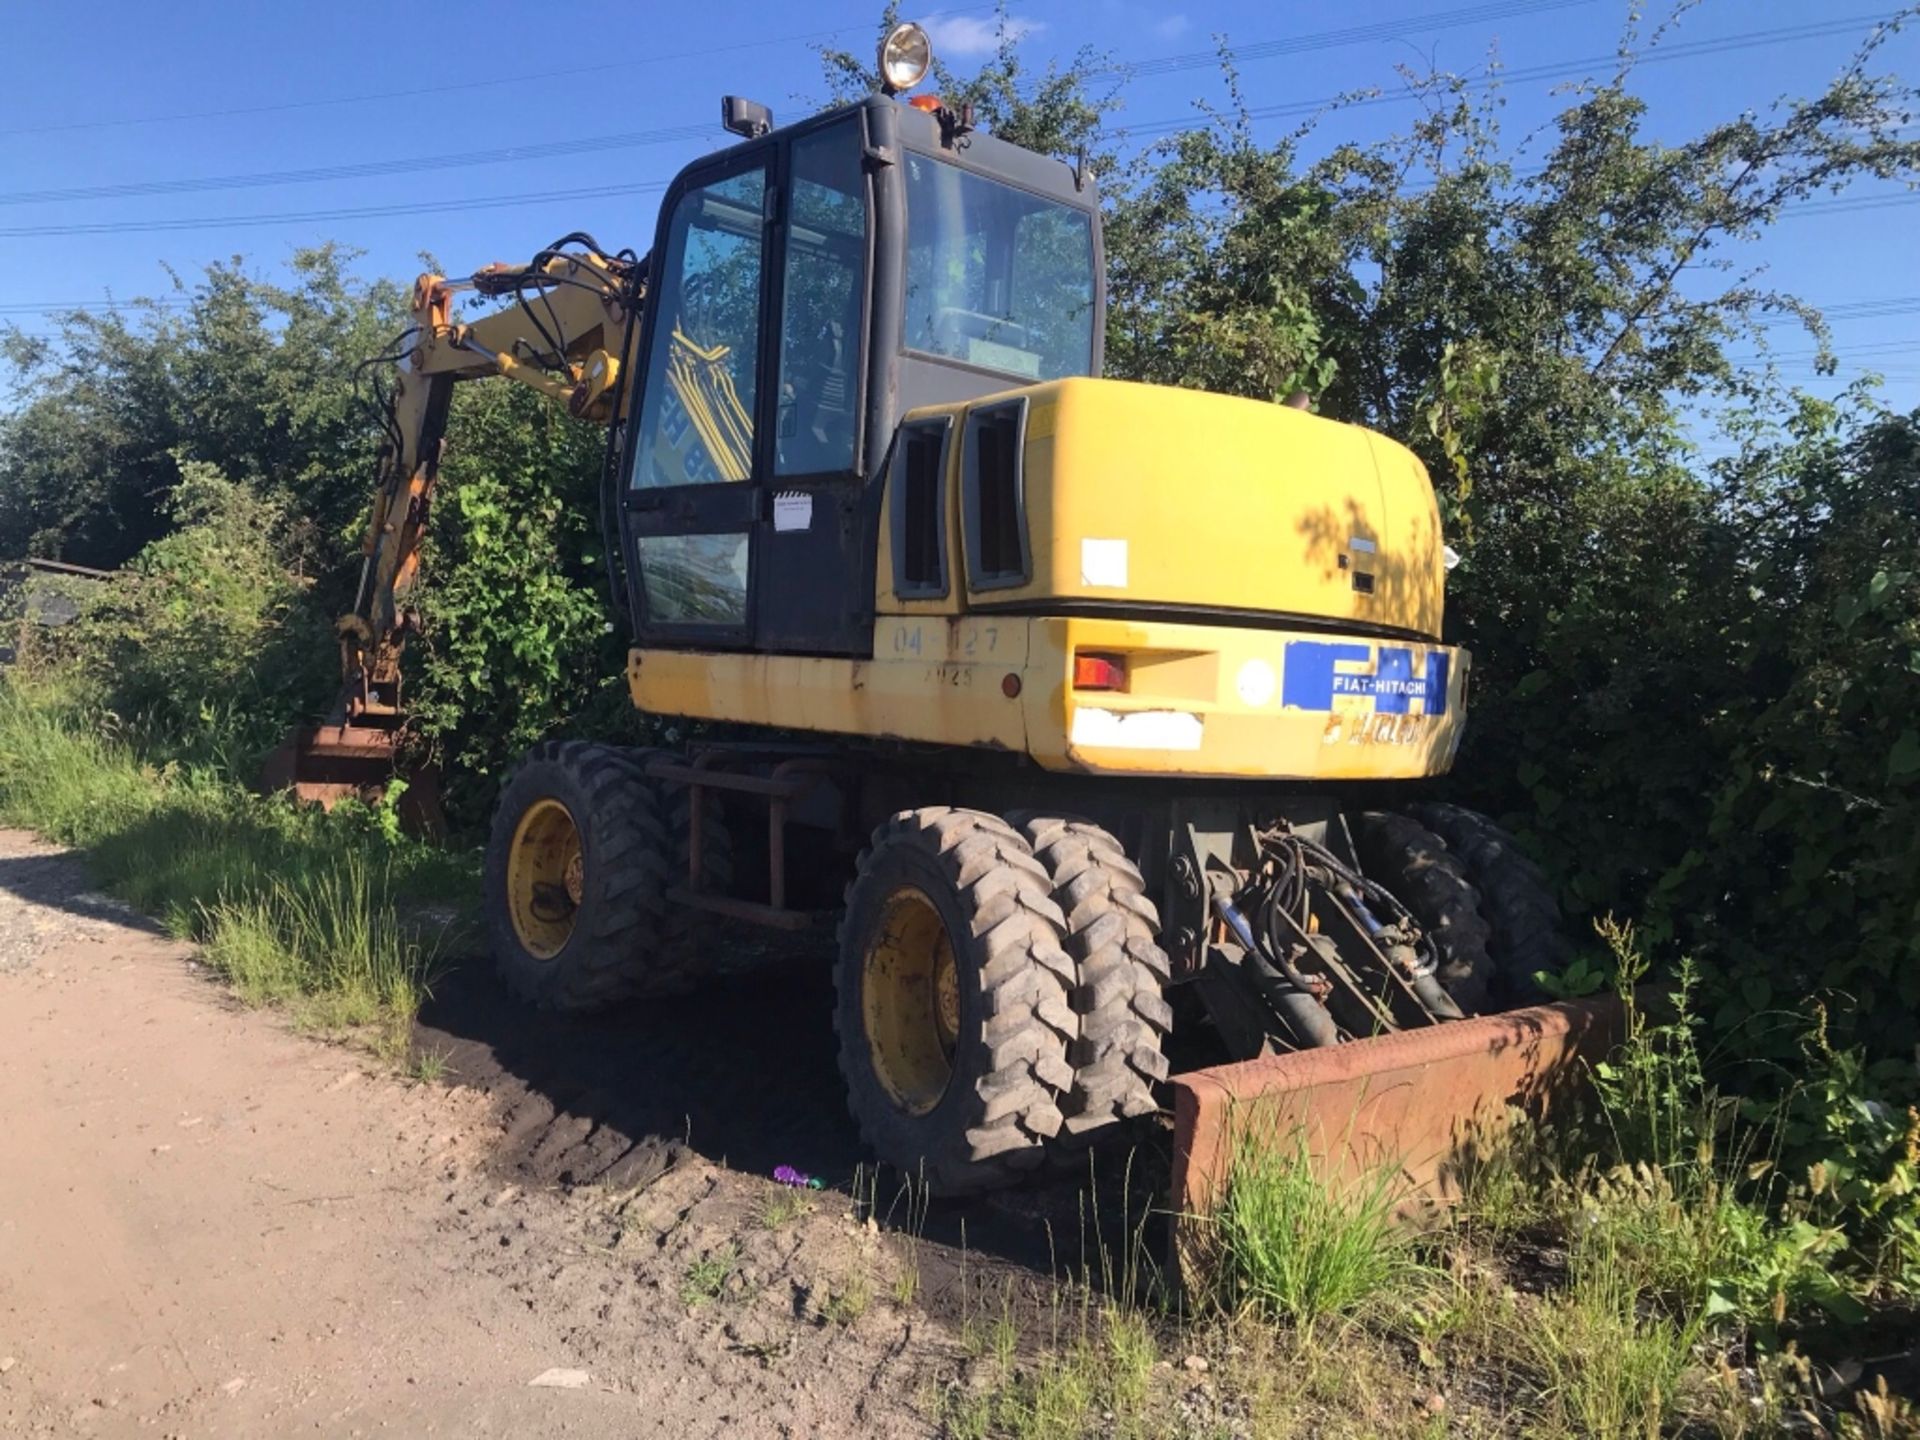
[
  {"left": 681, "top": 1244, "right": 741, "bottom": 1307},
  {"left": 822, "top": 1268, "right": 872, "bottom": 1326},
  {"left": 1521, "top": 1242, "right": 1701, "bottom": 1439},
  {"left": 757, "top": 1187, "right": 815, "bottom": 1228},
  {"left": 1207, "top": 1128, "right": 1431, "bottom": 1330}
]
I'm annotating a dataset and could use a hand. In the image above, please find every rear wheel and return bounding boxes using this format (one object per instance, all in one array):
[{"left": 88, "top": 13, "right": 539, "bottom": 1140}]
[
  {"left": 1411, "top": 803, "right": 1573, "bottom": 1001},
  {"left": 1014, "top": 816, "right": 1172, "bottom": 1144},
  {"left": 834, "top": 808, "right": 1077, "bottom": 1195},
  {"left": 1354, "top": 811, "right": 1495, "bottom": 1011},
  {"left": 1355, "top": 805, "right": 1569, "bottom": 1009},
  {"left": 486, "top": 741, "right": 673, "bottom": 1011}
]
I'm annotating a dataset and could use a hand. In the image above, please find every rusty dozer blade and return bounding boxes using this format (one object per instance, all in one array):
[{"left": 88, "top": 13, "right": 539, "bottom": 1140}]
[
  {"left": 260, "top": 720, "right": 447, "bottom": 836},
  {"left": 1166, "top": 993, "right": 1624, "bottom": 1280}
]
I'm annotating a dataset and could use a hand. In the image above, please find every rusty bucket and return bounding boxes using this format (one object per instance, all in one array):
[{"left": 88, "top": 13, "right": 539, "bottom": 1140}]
[
  {"left": 1167, "top": 994, "right": 1625, "bottom": 1277},
  {"left": 259, "top": 722, "right": 447, "bottom": 836}
]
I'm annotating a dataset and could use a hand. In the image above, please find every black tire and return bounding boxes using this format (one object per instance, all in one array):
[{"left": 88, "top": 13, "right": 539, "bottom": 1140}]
[
  {"left": 1410, "top": 803, "right": 1574, "bottom": 1000},
  {"left": 834, "top": 807, "right": 1078, "bottom": 1195},
  {"left": 1013, "top": 815, "right": 1172, "bottom": 1143},
  {"left": 1353, "top": 811, "right": 1496, "bottom": 1013},
  {"left": 485, "top": 741, "right": 673, "bottom": 1012}
]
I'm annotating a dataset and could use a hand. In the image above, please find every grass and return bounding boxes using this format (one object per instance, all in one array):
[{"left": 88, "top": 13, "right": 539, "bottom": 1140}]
[
  {"left": 0, "top": 677, "right": 473, "bottom": 1054},
  {"left": 821, "top": 1267, "right": 873, "bottom": 1326},
  {"left": 681, "top": 1244, "right": 741, "bottom": 1307},
  {"left": 1523, "top": 1243, "right": 1702, "bottom": 1439},
  {"left": 1205, "top": 1127, "right": 1433, "bottom": 1331},
  {"left": 757, "top": 1187, "right": 816, "bottom": 1228},
  {"left": 935, "top": 1299, "right": 1160, "bottom": 1440}
]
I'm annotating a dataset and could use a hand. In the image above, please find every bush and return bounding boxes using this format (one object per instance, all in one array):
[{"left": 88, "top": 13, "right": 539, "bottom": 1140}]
[{"left": 57, "top": 461, "right": 332, "bottom": 760}]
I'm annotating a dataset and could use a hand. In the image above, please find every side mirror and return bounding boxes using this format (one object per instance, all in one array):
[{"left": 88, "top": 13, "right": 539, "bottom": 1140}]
[{"left": 721, "top": 96, "right": 773, "bottom": 140}]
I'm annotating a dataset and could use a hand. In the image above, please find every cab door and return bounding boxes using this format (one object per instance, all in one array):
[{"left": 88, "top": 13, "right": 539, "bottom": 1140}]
[
  {"left": 754, "top": 117, "right": 872, "bottom": 655},
  {"left": 625, "top": 156, "right": 772, "bottom": 647}
]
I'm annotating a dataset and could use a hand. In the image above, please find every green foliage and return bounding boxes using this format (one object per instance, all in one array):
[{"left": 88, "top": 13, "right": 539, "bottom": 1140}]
[
  {"left": 407, "top": 381, "right": 621, "bottom": 794},
  {"left": 57, "top": 461, "right": 332, "bottom": 756},
  {"left": 0, "top": 246, "right": 407, "bottom": 570},
  {"left": 1568, "top": 921, "right": 1916, "bottom": 1344},
  {"left": 1206, "top": 1130, "right": 1431, "bottom": 1330},
  {"left": 0, "top": 678, "right": 472, "bottom": 1048}
]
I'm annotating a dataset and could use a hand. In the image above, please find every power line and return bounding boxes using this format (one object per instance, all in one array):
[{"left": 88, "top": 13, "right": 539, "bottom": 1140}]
[
  {"left": 1124, "top": 10, "right": 1899, "bottom": 138},
  {"left": 0, "top": 10, "right": 1901, "bottom": 244},
  {"left": 1101, "top": 0, "right": 1595, "bottom": 81},
  {"left": 0, "top": 180, "right": 672, "bottom": 240},
  {"left": 0, "top": 0, "right": 1596, "bottom": 210},
  {"left": 0, "top": 124, "right": 716, "bottom": 209},
  {"left": 0, "top": 6, "right": 1005, "bottom": 140}
]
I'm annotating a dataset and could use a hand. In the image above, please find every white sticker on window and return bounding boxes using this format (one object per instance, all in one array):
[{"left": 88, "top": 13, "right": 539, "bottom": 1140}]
[
  {"left": 772, "top": 491, "right": 813, "bottom": 532},
  {"left": 1080, "top": 537, "right": 1128, "bottom": 589}
]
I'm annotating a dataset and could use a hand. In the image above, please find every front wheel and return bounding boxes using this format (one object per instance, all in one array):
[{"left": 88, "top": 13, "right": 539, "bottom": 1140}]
[
  {"left": 485, "top": 741, "right": 674, "bottom": 1011},
  {"left": 833, "top": 808, "right": 1078, "bottom": 1195}
]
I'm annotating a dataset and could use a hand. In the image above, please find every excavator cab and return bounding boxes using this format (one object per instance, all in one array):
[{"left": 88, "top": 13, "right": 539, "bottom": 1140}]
[{"left": 619, "top": 96, "right": 1101, "bottom": 657}]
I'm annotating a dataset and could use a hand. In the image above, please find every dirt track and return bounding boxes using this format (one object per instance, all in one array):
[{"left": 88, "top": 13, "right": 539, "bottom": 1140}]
[{"left": 0, "top": 827, "right": 1004, "bottom": 1438}]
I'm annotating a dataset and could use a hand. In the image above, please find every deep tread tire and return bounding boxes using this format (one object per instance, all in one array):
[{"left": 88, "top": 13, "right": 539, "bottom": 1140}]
[
  {"left": 1410, "top": 803, "right": 1574, "bottom": 1000},
  {"left": 486, "top": 741, "right": 673, "bottom": 1012},
  {"left": 1354, "top": 811, "right": 1496, "bottom": 1013},
  {"left": 834, "top": 807, "right": 1078, "bottom": 1196},
  {"left": 1013, "top": 815, "right": 1172, "bottom": 1143}
]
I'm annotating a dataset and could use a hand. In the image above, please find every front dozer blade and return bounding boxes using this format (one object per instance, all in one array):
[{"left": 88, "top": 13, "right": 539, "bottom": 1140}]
[
  {"left": 260, "top": 723, "right": 447, "bottom": 836},
  {"left": 1167, "top": 994, "right": 1623, "bottom": 1277}
]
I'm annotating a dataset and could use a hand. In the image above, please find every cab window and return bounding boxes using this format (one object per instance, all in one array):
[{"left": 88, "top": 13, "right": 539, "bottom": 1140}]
[
  {"left": 631, "top": 166, "right": 768, "bottom": 490},
  {"left": 776, "top": 127, "right": 868, "bottom": 476},
  {"left": 903, "top": 155, "right": 1096, "bottom": 382}
]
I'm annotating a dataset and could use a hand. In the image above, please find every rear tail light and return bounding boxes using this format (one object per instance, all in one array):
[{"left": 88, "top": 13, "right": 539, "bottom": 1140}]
[{"left": 1072, "top": 652, "right": 1128, "bottom": 692}]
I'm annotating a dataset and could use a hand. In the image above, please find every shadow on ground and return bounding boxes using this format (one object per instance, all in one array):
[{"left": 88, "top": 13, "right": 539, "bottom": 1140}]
[{"left": 413, "top": 944, "right": 1174, "bottom": 1287}]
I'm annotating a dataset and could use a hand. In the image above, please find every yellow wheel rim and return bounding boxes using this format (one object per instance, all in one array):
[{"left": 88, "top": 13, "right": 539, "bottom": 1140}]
[
  {"left": 507, "top": 798, "right": 584, "bottom": 960},
  {"left": 862, "top": 885, "right": 960, "bottom": 1117}
]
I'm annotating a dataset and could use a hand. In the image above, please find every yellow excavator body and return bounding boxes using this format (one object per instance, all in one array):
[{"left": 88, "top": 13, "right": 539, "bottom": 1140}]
[{"left": 628, "top": 376, "right": 1466, "bottom": 780}]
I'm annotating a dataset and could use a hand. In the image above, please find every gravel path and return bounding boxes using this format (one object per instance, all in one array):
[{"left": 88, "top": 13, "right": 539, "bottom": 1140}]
[{"left": 0, "top": 828, "right": 947, "bottom": 1438}]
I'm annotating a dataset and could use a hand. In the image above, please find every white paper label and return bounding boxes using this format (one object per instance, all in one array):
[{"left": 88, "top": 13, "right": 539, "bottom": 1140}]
[
  {"left": 1080, "top": 537, "right": 1128, "bottom": 588},
  {"left": 772, "top": 491, "right": 813, "bottom": 532},
  {"left": 1069, "top": 707, "right": 1204, "bottom": 751}
]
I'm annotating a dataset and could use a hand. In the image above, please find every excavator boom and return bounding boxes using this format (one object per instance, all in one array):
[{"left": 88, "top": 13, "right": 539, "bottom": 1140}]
[{"left": 264, "top": 238, "right": 644, "bottom": 822}]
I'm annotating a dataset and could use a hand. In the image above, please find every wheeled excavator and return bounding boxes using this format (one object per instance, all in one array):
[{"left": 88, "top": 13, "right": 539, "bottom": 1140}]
[{"left": 279, "top": 24, "right": 1598, "bottom": 1199}]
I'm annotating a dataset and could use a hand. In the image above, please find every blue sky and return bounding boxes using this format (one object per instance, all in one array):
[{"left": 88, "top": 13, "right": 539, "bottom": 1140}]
[{"left": 1, "top": 0, "right": 1914, "bottom": 419}]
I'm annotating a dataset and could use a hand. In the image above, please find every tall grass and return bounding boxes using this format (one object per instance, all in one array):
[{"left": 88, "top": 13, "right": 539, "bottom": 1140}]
[
  {"left": 0, "top": 677, "right": 471, "bottom": 1052},
  {"left": 1206, "top": 1128, "right": 1431, "bottom": 1331},
  {"left": 1524, "top": 1240, "right": 1703, "bottom": 1439}
]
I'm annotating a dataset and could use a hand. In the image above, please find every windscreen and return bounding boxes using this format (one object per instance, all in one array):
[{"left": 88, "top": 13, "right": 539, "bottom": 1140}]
[{"left": 903, "top": 154, "right": 1096, "bottom": 382}]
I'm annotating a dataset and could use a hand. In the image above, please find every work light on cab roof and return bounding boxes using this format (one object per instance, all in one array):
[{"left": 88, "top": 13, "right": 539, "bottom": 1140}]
[{"left": 878, "top": 21, "right": 933, "bottom": 94}]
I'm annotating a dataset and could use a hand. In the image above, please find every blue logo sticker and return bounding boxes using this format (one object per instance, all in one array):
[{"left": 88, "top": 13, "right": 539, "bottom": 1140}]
[{"left": 1281, "top": 641, "right": 1449, "bottom": 716}]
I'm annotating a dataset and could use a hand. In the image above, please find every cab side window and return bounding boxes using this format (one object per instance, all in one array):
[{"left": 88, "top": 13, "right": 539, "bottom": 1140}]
[
  {"left": 775, "top": 129, "right": 867, "bottom": 476},
  {"left": 631, "top": 167, "right": 768, "bottom": 491}
]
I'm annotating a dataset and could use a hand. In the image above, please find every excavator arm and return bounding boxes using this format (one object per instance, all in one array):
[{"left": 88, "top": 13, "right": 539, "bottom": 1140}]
[{"left": 340, "top": 239, "right": 642, "bottom": 728}]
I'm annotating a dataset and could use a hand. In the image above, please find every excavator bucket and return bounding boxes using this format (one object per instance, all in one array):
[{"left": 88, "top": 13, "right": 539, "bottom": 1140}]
[
  {"left": 1167, "top": 994, "right": 1624, "bottom": 1276},
  {"left": 259, "top": 723, "right": 447, "bottom": 836}
]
